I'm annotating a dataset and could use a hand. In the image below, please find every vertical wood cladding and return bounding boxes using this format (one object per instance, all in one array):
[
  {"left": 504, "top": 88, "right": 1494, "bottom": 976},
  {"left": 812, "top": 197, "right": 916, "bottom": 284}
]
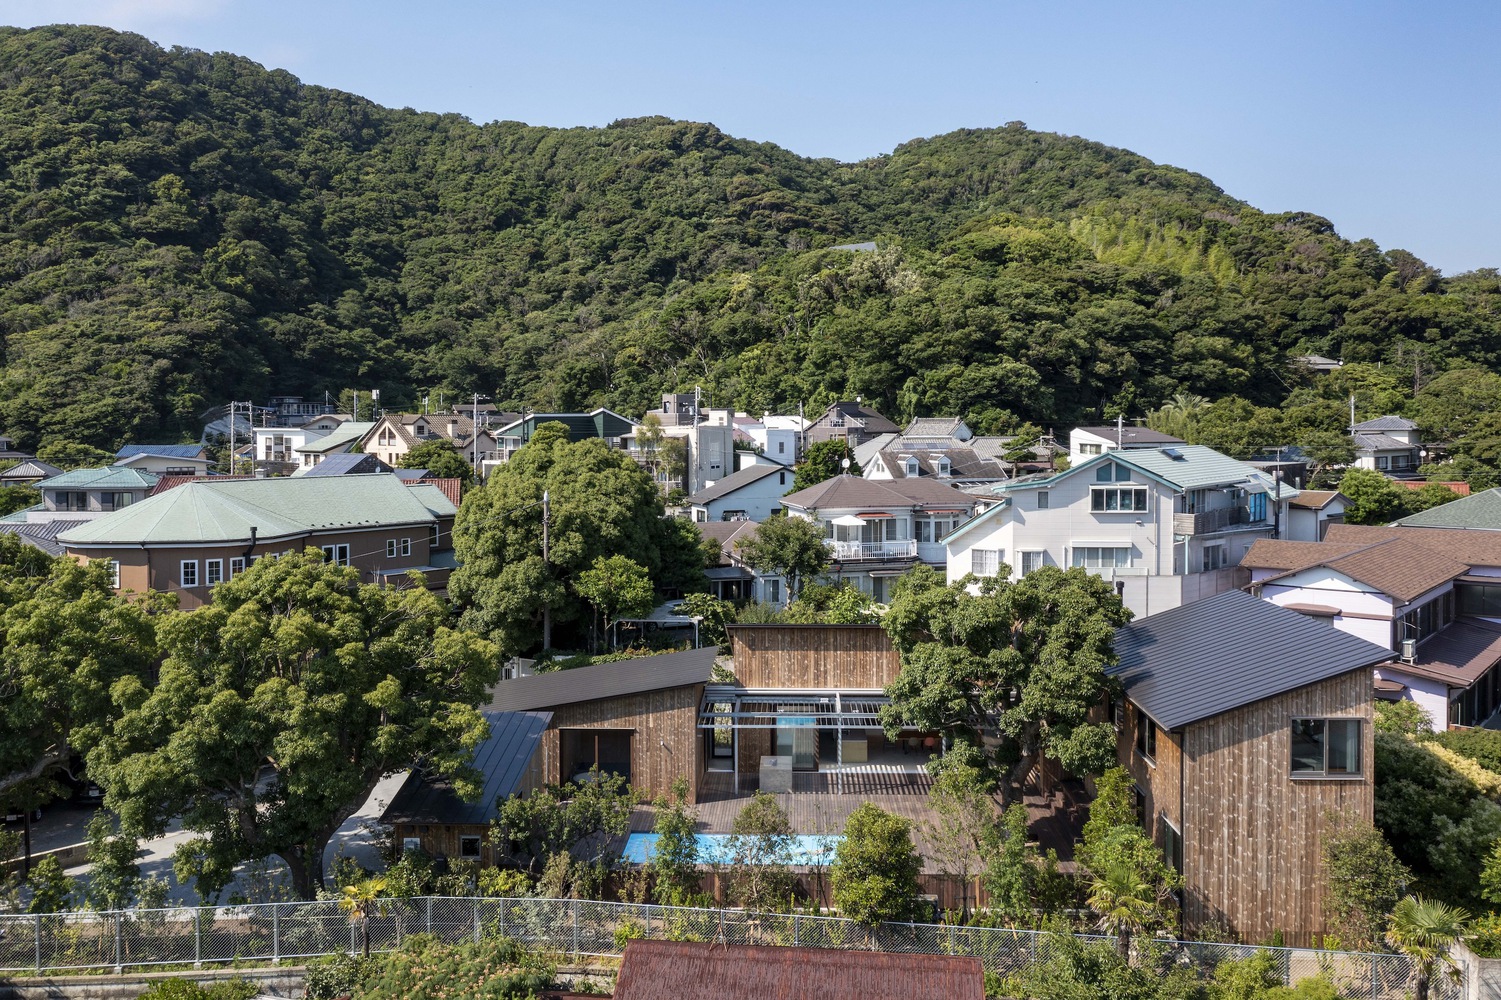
[
  {"left": 536, "top": 684, "right": 706, "bottom": 802},
  {"left": 1121, "top": 668, "right": 1373, "bottom": 945},
  {"left": 727, "top": 625, "right": 902, "bottom": 689}
]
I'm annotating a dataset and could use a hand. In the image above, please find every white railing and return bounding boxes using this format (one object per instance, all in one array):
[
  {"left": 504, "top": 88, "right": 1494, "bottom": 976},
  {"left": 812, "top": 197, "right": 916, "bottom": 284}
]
[{"left": 828, "top": 539, "right": 918, "bottom": 561}]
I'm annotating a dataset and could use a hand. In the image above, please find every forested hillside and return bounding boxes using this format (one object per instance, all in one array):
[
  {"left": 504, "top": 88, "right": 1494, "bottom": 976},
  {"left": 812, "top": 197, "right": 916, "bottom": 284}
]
[{"left": 3, "top": 23, "right": 1500, "bottom": 466}]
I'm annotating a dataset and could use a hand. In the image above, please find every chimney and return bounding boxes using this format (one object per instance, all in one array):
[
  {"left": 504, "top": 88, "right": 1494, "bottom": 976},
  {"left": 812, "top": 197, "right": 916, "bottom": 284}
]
[{"left": 447, "top": 419, "right": 458, "bottom": 439}]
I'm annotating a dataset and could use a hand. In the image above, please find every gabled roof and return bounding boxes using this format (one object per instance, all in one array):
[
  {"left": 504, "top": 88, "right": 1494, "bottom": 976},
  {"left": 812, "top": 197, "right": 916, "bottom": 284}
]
[
  {"left": 1072, "top": 426, "right": 1183, "bottom": 447},
  {"left": 487, "top": 646, "right": 719, "bottom": 713},
  {"left": 493, "top": 408, "right": 637, "bottom": 441},
  {"left": 810, "top": 401, "right": 901, "bottom": 434},
  {"left": 993, "top": 444, "right": 1296, "bottom": 498},
  {"left": 40, "top": 467, "right": 159, "bottom": 490},
  {"left": 0, "top": 459, "right": 62, "bottom": 481},
  {"left": 613, "top": 940, "right": 984, "bottom": 1000},
  {"left": 1396, "top": 488, "right": 1501, "bottom": 529},
  {"left": 148, "top": 474, "right": 254, "bottom": 497},
  {"left": 1242, "top": 535, "right": 1466, "bottom": 603},
  {"left": 687, "top": 463, "right": 788, "bottom": 505},
  {"left": 407, "top": 482, "right": 459, "bottom": 517},
  {"left": 695, "top": 520, "right": 760, "bottom": 564},
  {"left": 1111, "top": 589, "right": 1389, "bottom": 730},
  {"left": 1353, "top": 415, "right": 1418, "bottom": 432},
  {"left": 1324, "top": 523, "right": 1501, "bottom": 572},
  {"left": 380, "top": 710, "right": 551, "bottom": 826},
  {"left": 58, "top": 473, "right": 438, "bottom": 547},
  {"left": 295, "top": 422, "right": 376, "bottom": 454},
  {"left": 1288, "top": 490, "right": 1345, "bottom": 511},
  {"left": 903, "top": 416, "right": 969, "bottom": 439},
  {"left": 781, "top": 475, "right": 977, "bottom": 511},
  {"left": 114, "top": 444, "right": 207, "bottom": 460},
  {"left": 1354, "top": 432, "right": 1413, "bottom": 452}
]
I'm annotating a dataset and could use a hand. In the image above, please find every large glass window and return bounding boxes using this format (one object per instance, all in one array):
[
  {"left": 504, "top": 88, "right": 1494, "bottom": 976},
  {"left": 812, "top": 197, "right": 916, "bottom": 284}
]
[
  {"left": 1459, "top": 583, "right": 1501, "bottom": 618},
  {"left": 1247, "top": 492, "right": 1268, "bottom": 522},
  {"left": 1290, "top": 718, "right": 1362, "bottom": 776},
  {"left": 1136, "top": 708, "right": 1157, "bottom": 762},
  {"left": 1092, "top": 487, "right": 1148, "bottom": 512},
  {"left": 1399, "top": 591, "right": 1456, "bottom": 644},
  {"left": 1073, "top": 546, "right": 1131, "bottom": 570}
]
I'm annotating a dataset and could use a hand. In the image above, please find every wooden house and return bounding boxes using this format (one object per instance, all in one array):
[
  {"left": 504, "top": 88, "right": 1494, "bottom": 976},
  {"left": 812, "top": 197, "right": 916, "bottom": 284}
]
[
  {"left": 1108, "top": 589, "right": 1390, "bottom": 945},
  {"left": 485, "top": 646, "right": 720, "bottom": 802},
  {"left": 382, "top": 710, "right": 551, "bottom": 863}
]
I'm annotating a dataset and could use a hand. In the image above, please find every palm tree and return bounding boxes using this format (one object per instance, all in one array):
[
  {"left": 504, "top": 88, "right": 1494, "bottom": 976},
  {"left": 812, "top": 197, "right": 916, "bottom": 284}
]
[
  {"left": 1086, "top": 862, "right": 1158, "bottom": 963},
  {"left": 339, "top": 876, "right": 390, "bottom": 958},
  {"left": 1386, "top": 895, "right": 1470, "bottom": 1000}
]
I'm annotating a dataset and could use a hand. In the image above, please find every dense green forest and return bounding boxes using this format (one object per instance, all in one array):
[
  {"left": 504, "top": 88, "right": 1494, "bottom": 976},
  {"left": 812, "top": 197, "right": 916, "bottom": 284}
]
[{"left": 3, "top": 23, "right": 1501, "bottom": 464}]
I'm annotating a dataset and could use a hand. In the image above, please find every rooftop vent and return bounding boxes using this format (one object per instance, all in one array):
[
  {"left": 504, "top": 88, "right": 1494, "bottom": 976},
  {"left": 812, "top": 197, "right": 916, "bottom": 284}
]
[{"left": 1160, "top": 447, "right": 1186, "bottom": 460}]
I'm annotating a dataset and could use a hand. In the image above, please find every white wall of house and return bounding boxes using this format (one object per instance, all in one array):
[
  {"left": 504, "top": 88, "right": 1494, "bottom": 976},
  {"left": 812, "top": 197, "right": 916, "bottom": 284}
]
[
  {"left": 1375, "top": 666, "right": 1451, "bottom": 726},
  {"left": 692, "top": 468, "right": 794, "bottom": 523},
  {"left": 1286, "top": 499, "right": 1346, "bottom": 542},
  {"left": 253, "top": 426, "right": 323, "bottom": 465}
]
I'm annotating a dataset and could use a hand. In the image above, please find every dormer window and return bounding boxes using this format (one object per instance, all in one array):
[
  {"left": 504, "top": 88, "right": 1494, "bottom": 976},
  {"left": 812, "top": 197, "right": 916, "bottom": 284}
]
[
  {"left": 936, "top": 457, "right": 952, "bottom": 477},
  {"left": 904, "top": 457, "right": 920, "bottom": 477}
]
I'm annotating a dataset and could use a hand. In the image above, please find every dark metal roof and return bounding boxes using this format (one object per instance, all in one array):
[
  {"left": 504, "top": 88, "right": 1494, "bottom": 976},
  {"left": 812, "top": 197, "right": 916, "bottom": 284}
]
[
  {"left": 115, "top": 444, "right": 206, "bottom": 459},
  {"left": 613, "top": 940, "right": 984, "bottom": 1000},
  {"left": 1109, "top": 589, "right": 1390, "bottom": 730},
  {"left": 381, "top": 710, "right": 551, "bottom": 826},
  {"left": 487, "top": 645, "right": 719, "bottom": 713},
  {"left": 298, "top": 452, "right": 394, "bottom": 477},
  {"left": 687, "top": 463, "right": 788, "bottom": 504}
]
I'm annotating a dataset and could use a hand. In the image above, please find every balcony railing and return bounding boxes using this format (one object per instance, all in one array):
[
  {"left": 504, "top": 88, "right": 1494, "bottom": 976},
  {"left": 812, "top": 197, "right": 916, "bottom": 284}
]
[
  {"left": 827, "top": 539, "right": 918, "bottom": 562},
  {"left": 1173, "top": 506, "right": 1260, "bottom": 535}
]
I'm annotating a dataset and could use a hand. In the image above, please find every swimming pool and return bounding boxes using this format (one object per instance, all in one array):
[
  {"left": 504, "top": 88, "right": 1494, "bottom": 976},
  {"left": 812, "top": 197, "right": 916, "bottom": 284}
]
[{"left": 620, "top": 832, "right": 841, "bottom": 865}]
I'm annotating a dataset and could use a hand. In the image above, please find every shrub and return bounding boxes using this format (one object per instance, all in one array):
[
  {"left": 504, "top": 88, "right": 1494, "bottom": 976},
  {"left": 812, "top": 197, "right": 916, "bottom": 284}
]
[
  {"left": 1429, "top": 726, "right": 1501, "bottom": 775},
  {"left": 304, "top": 954, "right": 381, "bottom": 1000},
  {"left": 137, "top": 980, "right": 260, "bottom": 1000},
  {"left": 357, "top": 934, "right": 554, "bottom": 1000}
]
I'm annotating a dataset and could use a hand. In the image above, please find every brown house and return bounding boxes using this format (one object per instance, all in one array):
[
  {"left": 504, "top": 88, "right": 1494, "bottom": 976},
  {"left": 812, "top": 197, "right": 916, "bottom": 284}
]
[
  {"left": 57, "top": 474, "right": 458, "bottom": 608},
  {"left": 1108, "top": 589, "right": 1390, "bottom": 945},
  {"left": 485, "top": 646, "right": 721, "bottom": 803},
  {"left": 612, "top": 940, "right": 984, "bottom": 1000}
]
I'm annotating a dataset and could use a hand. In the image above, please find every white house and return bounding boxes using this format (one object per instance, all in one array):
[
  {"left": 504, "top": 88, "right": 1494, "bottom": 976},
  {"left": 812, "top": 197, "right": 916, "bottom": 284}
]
[
  {"left": 252, "top": 413, "right": 348, "bottom": 474},
  {"left": 734, "top": 413, "right": 807, "bottom": 467},
  {"left": 1286, "top": 490, "right": 1348, "bottom": 542},
  {"left": 1351, "top": 416, "right": 1423, "bottom": 475},
  {"left": 688, "top": 464, "right": 794, "bottom": 523},
  {"left": 943, "top": 444, "right": 1296, "bottom": 620},
  {"left": 1243, "top": 523, "right": 1501, "bottom": 729},
  {"left": 856, "top": 417, "right": 1008, "bottom": 489},
  {"left": 779, "top": 475, "right": 984, "bottom": 604},
  {"left": 1068, "top": 425, "right": 1185, "bottom": 466}
]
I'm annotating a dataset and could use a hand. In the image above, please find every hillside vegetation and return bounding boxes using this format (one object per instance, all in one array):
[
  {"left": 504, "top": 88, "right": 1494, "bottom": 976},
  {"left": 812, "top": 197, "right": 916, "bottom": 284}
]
[{"left": 3, "top": 24, "right": 1500, "bottom": 462}]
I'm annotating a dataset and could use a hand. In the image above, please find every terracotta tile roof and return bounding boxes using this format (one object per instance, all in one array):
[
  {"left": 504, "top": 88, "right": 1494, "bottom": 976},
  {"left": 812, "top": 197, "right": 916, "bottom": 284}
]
[
  {"left": 613, "top": 940, "right": 985, "bottom": 1000},
  {"left": 1395, "top": 480, "right": 1471, "bottom": 496}
]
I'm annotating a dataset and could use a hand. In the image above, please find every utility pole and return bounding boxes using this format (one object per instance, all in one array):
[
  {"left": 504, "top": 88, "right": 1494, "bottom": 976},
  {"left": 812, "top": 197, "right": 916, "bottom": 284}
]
[
  {"left": 471, "top": 393, "right": 489, "bottom": 471},
  {"left": 541, "top": 489, "right": 551, "bottom": 650}
]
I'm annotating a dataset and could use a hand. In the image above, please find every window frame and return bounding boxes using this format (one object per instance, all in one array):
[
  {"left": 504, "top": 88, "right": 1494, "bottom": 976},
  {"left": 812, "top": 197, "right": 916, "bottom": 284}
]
[
  {"left": 180, "top": 560, "right": 199, "bottom": 588},
  {"left": 1135, "top": 706, "right": 1157, "bottom": 764},
  {"left": 1091, "top": 486, "right": 1149, "bottom": 513},
  {"left": 972, "top": 548, "right": 1001, "bottom": 577},
  {"left": 321, "top": 543, "right": 350, "bottom": 566},
  {"left": 229, "top": 557, "right": 246, "bottom": 578},
  {"left": 387, "top": 539, "right": 398, "bottom": 558},
  {"left": 458, "top": 835, "right": 482, "bottom": 859},
  {"left": 1289, "top": 717, "right": 1363, "bottom": 778},
  {"left": 106, "top": 559, "right": 120, "bottom": 590},
  {"left": 205, "top": 559, "right": 223, "bottom": 586},
  {"left": 1018, "top": 550, "right": 1045, "bottom": 577},
  {"left": 1037, "top": 491, "right": 1050, "bottom": 510},
  {"left": 401, "top": 537, "right": 412, "bottom": 557},
  {"left": 1072, "top": 546, "right": 1131, "bottom": 570}
]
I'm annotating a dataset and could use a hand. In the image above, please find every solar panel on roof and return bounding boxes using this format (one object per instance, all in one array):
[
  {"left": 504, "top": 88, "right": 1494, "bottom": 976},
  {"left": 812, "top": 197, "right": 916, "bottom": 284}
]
[{"left": 1161, "top": 447, "right": 1185, "bottom": 460}]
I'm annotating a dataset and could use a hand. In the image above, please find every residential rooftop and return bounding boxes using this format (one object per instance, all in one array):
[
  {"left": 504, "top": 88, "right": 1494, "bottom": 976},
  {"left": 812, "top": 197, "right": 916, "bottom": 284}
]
[
  {"left": 781, "top": 474, "right": 978, "bottom": 511},
  {"left": 1395, "top": 487, "right": 1501, "bottom": 530},
  {"left": 487, "top": 646, "right": 719, "bottom": 714}
]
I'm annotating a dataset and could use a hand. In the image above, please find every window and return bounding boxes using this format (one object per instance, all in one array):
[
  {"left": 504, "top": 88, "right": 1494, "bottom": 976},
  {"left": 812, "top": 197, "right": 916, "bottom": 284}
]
[
  {"left": 1096, "top": 464, "right": 1115, "bottom": 483},
  {"left": 459, "top": 835, "right": 482, "bottom": 859},
  {"left": 321, "top": 544, "right": 350, "bottom": 566},
  {"left": 1160, "top": 816, "right": 1182, "bottom": 872},
  {"left": 1290, "top": 718, "right": 1362, "bottom": 776},
  {"left": 1019, "top": 550, "right": 1045, "bottom": 576},
  {"left": 1376, "top": 456, "right": 1389, "bottom": 470},
  {"left": 401, "top": 537, "right": 411, "bottom": 556},
  {"left": 230, "top": 557, "right": 245, "bottom": 578},
  {"left": 53, "top": 491, "right": 87, "bottom": 512},
  {"left": 1202, "top": 544, "right": 1228, "bottom": 572},
  {"left": 1080, "top": 443, "right": 1103, "bottom": 456},
  {"left": 1073, "top": 546, "right": 1131, "bottom": 570},
  {"left": 401, "top": 837, "right": 422, "bottom": 854},
  {"left": 936, "top": 457, "right": 951, "bottom": 477},
  {"left": 180, "top": 561, "right": 198, "bottom": 588},
  {"left": 1459, "top": 583, "right": 1501, "bottom": 618},
  {"left": 387, "top": 539, "right": 397, "bottom": 558},
  {"left": 205, "top": 559, "right": 223, "bottom": 586},
  {"left": 1399, "top": 591, "right": 1456, "bottom": 645},
  {"left": 1247, "top": 492, "right": 1268, "bottom": 523},
  {"left": 430, "top": 524, "right": 442, "bottom": 548},
  {"left": 777, "top": 441, "right": 786, "bottom": 455},
  {"left": 1091, "top": 487, "right": 1148, "bottom": 512},
  {"left": 106, "top": 559, "right": 120, "bottom": 589},
  {"left": 779, "top": 471, "right": 786, "bottom": 486},
  {"left": 765, "top": 579, "right": 782, "bottom": 605},
  {"left": 916, "top": 517, "right": 958, "bottom": 544},
  {"left": 1136, "top": 708, "right": 1157, "bottom": 762},
  {"left": 1037, "top": 491, "right": 1050, "bottom": 509},
  {"left": 101, "top": 492, "right": 133, "bottom": 511},
  {"left": 1111, "top": 698, "right": 1124, "bottom": 728},
  {"left": 973, "top": 548, "right": 1000, "bottom": 577}
]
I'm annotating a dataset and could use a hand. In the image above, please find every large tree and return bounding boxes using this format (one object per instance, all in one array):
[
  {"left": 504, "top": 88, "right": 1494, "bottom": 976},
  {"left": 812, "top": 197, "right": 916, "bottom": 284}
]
[
  {"left": 88, "top": 550, "right": 496, "bottom": 900},
  {"left": 0, "top": 537, "right": 158, "bottom": 801},
  {"left": 792, "top": 440, "right": 861, "bottom": 492},
  {"left": 399, "top": 438, "right": 475, "bottom": 487},
  {"left": 450, "top": 423, "right": 693, "bottom": 656},
  {"left": 733, "top": 515, "right": 830, "bottom": 601},
  {"left": 879, "top": 565, "right": 1129, "bottom": 802}
]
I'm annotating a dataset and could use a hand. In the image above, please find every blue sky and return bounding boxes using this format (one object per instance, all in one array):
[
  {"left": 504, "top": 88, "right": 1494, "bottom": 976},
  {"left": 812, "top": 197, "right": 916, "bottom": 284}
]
[{"left": 10, "top": 1, "right": 1499, "bottom": 274}]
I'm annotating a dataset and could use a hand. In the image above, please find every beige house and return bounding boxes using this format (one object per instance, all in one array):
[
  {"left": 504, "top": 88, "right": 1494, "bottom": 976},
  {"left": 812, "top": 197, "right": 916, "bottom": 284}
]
[{"left": 361, "top": 413, "right": 499, "bottom": 471}]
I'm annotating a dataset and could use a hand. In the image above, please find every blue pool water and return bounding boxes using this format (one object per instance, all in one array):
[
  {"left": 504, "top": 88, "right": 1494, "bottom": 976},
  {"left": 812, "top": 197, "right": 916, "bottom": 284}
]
[{"left": 620, "top": 832, "right": 841, "bottom": 865}]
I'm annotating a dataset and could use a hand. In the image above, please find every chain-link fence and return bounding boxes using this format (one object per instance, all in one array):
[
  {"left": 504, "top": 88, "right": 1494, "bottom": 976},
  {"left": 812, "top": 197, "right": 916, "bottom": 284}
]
[{"left": 0, "top": 897, "right": 1461, "bottom": 999}]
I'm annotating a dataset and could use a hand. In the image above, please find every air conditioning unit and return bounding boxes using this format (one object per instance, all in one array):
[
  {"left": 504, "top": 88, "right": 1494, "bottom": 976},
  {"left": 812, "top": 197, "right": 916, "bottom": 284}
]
[{"left": 1400, "top": 638, "right": 1417, "bottom": 664}]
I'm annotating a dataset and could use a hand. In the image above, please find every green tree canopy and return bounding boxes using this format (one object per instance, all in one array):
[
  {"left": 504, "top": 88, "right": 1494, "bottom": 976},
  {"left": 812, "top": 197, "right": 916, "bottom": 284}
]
[
  {"left": 792, "top": 440, "right": 861, "bottom": 492},
  {"left": 573, "top": 554, "right": 656, "bottom": 651},
  {"left": 88, "top": 550, "right": 496, "bottom": 900},
  {"left": 880, "top": 565, "right": 1129, "bottom": 802},
  {"left": 399, "top": 439, "right": 475, "bottom": 487},
  {"left": 450, "top": 423, "right": 682, "bottom": 656},
  {"left": 1338, "top": 467, "right": 1410, "bottom": 525},
  {"left": 733, "top": 515, "right": 830, "bottom": 601},
  {"left": 830, "top": 802, "right": 923, "bottom": 927}
]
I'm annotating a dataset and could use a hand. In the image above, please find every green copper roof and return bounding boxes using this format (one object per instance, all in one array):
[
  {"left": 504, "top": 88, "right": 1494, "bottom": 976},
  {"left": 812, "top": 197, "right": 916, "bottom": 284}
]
[
  {"left": 1396, "top": 488, "right": 1501, "bottom": 529},
  {"left": 992, "top": 445, "right": 1296, "bottom": 499},
  {"left": 407, "top": 483, "right": 458, "bottom": 517},
  {"left": 41, "top": 467, "right": 160, "bottom": 490},
  {"left": 57, "top": 473, "right": 436, "bottom": 547}
]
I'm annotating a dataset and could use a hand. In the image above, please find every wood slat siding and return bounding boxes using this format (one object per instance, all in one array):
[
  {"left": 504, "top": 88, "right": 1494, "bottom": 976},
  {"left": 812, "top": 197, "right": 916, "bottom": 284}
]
[
  {"left": 1181, "top": 667, "right": 1373, "bottom": 945},
  {"left": 536, "top": 685, "right": 706, "bottom": 802},
  {"left": 390, "top": 746, "right": 547, "bottom": 863},
  {"left": 1121, "top": 668, "right": 1373, "bottom": 945},
  {"left": 727, "top": 625, "right": 901, "bottom": 689}
]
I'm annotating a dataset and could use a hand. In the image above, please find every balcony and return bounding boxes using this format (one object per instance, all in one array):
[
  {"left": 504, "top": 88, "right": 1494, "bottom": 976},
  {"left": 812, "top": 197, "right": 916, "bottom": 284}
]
[
  {"left": 827, "top": 539, "right": 918, "bottom": 562},
  {"left": 1173, "top": 506, "right": 1261, "bottom": 535}
]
